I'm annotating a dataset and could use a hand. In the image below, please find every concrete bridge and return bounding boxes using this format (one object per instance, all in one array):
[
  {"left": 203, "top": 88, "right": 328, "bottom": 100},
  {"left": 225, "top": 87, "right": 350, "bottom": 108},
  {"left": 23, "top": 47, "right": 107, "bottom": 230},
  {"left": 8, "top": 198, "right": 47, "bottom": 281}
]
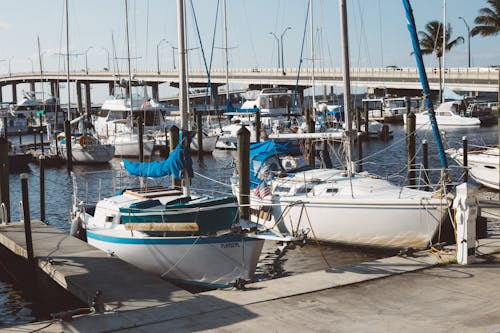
[{"left": 0, "top": 67, "right": 498, "bottom": 106}]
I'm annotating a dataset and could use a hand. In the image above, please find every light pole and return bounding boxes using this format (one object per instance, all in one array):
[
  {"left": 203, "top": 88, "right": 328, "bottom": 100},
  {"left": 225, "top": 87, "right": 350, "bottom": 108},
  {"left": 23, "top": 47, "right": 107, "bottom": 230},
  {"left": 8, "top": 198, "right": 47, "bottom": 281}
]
[
  {"left": 268, "top": 32, "right": 280, "bottom": 69},
  {"left": 28, "top": 58, "right": 34, "bottom": 73},
  {"left": 458, "top": 16, "right": 471, "bottom": 68},
  {"left": 166, "top": 41, "right": 177, "bottom": 70},
  {"left": 85, "top": 46, "right": 93, "bottom": 74},
  {"left": 280, "top": 27, "right": 291, "bottom": 75},
  {"left": 0, "top": 58, "right": 12, "bottom": 76},
  {"left": 156, "top": 38, "right": 167, "bottom": 74},
  {"left": 101, "top": 47, "right": 110, "bottom": 70}
]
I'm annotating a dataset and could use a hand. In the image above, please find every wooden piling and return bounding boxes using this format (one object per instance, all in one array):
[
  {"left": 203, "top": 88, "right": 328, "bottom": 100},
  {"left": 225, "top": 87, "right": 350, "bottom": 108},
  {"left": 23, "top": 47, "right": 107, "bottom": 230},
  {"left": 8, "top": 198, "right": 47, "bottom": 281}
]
[
  {"left": 39, "top": 155, "right": 45, "bottom": 222},
  {"left": 20, "top": 174, "right": 35, "bottom": 270},
  {"left": 169, "top": 125, "right": 181, "bottom": 189},
  {"left": 363, "top": 100, "right": 369, "bottom": 135},
  {"left": 0, "top": 137, "right": 10, "bottom": 222},
  {"left": 422, "top": 139, "right": 429, "bottom": 191},
  {"left": 462, "top": 136, "right": 468, "bottom": 183},
  {"left": 357, "top": 132, "right": 363, "bottom": 172},
  {"left": 196, "top": 109, "right": 203, "bottom": 159},
  {"left": 18, "top": 129, "right": 22, "bottom": 144},
  {"left": 39, "top": 130, "right": 44, "bottom": 156},
  {"left": 255, "top": 111, "right": 261, "bottom": 143},
  {"left": 237, "top": 125, "right": 250, "bottom": 220},
  {"left": 406, "top": 111, "right": 416, "bottom": 187},
  {"left": 138, "top": 115, "right": 144, "bottom": 163},
  {"left": 306, "top": 109, "right": 315, "bottom": 167},
  {"left": 355, "top": 107, "right": 361, "bottom": 132},
  {"left": 64, "top": 120, "right": 72, "bottom": 172},
  {"left": 33, "top": 130, "right": 37, "bottom": 150}
]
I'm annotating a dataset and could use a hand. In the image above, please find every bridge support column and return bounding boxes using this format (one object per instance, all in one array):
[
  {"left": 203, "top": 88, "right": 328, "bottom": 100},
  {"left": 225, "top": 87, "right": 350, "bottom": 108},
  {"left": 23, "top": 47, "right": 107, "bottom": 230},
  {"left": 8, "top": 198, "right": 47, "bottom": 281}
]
[
  {"left": 108, "top": 82, "right": 114, "bottom": 96},
  {"left": 11, "top": 83, "right": 17, "bottom": 104},
  {"left": 0, "top": 85, "right": 3, "bottom": 103},
  {"left": 30, "top": 81, "right": 35, "bottom": 93},
  {"left": 152, "top": 83, "right": 159, "bottom": 100},
  {"left": 76, "top": 81, "right": 83, "bottom": 115},
  {"left": 85, "top": 82, "right": 92, "bottom": 117}
]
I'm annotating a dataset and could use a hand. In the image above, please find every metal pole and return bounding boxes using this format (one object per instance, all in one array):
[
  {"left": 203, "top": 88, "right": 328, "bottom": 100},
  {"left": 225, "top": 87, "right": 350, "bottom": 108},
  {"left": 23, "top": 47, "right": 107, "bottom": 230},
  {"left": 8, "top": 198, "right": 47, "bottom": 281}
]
[
  {"left": 269, "top": 32, "right": 280, "bottom": 69},
  {"left": 223, "top": 0, "right": 229, "bottom": 103},
  {"left": 458, "top": 17, "right": 471, "bottom": 68},
  {"left": 169, "top": 125, "right": 181, "bottom": 189},
  {"left": 280, "top": 27, "right": 291, "bottom": 75},
  {"left": 64, "top": 120, "right": 72, "bottom": 172}
]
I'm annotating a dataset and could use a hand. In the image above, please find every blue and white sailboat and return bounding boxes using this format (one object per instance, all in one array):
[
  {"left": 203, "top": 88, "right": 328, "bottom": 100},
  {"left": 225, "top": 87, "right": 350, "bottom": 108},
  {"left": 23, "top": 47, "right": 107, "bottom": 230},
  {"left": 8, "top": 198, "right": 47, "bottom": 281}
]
[{"left": 71, "top": 0, "right": 264, "bottom": 288}]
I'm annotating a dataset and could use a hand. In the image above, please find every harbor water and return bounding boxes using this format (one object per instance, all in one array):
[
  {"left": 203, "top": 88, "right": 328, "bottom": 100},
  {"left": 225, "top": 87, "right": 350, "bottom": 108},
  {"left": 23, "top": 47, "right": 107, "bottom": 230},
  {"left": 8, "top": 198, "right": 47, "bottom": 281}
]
[{"left": 0, "top": 123, "right": 498, "bottom": 327}]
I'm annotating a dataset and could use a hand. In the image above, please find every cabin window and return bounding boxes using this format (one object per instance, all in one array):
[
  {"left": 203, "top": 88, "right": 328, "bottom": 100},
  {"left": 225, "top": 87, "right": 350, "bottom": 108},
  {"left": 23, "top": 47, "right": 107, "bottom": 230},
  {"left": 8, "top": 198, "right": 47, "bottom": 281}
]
[
  {"left": 295, "top": 186, "right": 313, "bottom": 194},
  {"left": 326, "top": 188, "right": 338, "bottom": 194},
  {"left": 105, "top": 215, "right": 114, "bottom": 223},
  {"left": 274, "top": 186, "right": 290, "bottom": 193}
]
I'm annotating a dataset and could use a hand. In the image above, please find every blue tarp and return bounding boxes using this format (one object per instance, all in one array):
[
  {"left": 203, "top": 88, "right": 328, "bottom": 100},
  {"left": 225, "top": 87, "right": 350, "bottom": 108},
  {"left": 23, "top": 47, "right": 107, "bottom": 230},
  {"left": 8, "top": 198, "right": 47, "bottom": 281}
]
[{"left": 123, "top": 141, "right": 193, "bottom": 179}]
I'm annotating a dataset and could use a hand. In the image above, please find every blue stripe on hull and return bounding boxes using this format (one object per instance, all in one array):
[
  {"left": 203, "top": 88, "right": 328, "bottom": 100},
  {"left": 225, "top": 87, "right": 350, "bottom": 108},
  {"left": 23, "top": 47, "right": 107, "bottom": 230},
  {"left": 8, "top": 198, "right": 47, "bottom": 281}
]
[{"left": 87, "top": 231, "right": 261, "bottom": 245}]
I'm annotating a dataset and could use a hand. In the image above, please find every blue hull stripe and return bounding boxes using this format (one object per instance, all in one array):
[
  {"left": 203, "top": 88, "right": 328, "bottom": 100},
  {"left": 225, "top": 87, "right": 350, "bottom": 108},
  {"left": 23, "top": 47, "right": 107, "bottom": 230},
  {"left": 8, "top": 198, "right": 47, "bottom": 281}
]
[{"left": 87, "top": 231, "right": 260, "bottom": 245}]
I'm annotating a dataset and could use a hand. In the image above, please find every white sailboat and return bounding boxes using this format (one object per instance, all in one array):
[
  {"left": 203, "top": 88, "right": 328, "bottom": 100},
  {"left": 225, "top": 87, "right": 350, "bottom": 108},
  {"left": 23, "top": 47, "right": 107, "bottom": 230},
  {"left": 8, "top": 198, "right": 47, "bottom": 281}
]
[
  {"left": 71, "top": 0, "right": 264, "bottom": 288},
  {"left": 230, "top": 0, "right": 466, "bottom": 249}
]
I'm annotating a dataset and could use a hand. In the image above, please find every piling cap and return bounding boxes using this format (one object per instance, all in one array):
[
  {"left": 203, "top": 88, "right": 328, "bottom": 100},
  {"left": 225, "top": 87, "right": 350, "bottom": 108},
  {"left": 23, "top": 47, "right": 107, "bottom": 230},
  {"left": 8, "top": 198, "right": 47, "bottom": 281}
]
[
  {"left": 20, "top": 173, "right": 28, "bottom": 180},
  {"left": 236, "top": 124, "right": 250, "bottom": 136}
]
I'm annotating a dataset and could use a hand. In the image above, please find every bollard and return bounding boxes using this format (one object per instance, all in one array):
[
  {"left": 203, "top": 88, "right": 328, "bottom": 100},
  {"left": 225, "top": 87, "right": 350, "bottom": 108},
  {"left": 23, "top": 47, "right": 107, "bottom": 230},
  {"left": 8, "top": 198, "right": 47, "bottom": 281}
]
[
  {"left": 138, "top": 114, "right": 144, "bottom": 163},
  {"left": 18, "top": 129, "right": 22, "bottom": 144},
  {"left": 462, "top": 136, "right": 468, "bottom": 183},
  {"left": 237, "top": 125, "right": 250, "bottom": 220},
  {"left": 406, "top": 111, "right": 416, "bottom": 187},
  {"left": 39, "top": 155, "right": 45, "bottom": 222},
  {"left": 363, "top": 100, "right": 369, "bottom": 135},
  {"left": 422, "top": 139, "right": 429, "bottom": 191},
  {"left": 196, "top": 109, "right": 203, "bottom": 159},
  {"left": 21, "top": 173, "right": 35, "bottom": 271},
  {"left": 0, "top": 137, "right": 10, "bottom": 222},
  {"left": 40, "top": 130, "right": 44, "bottom": 155},
  {"left": 357, "top": 132, "right": 363, "bottom": 172},
  {"left": 255, "top": 111, "right": 261, "bottom": 143},
  {"left": 169, "top": 126, "right": 181, "bottom": 189},
  {"left": 64, "top": 120, "right": 72, "bottom": 172}
]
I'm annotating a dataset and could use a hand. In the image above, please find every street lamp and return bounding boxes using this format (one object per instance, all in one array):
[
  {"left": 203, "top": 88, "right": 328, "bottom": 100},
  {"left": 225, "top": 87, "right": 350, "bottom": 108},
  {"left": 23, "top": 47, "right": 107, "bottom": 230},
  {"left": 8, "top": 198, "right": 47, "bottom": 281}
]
[
  {"left": 0, "top": 58, "right": 12, "bottom": 76},
  {"left": 166, "top": 41, "right": 178, "bottom": 70},
  {"left": 280, "top": 27, "right": 292, "bottom": 75},
  {"left": 85, "top": 46, "right": 93, "bottom": 74},
  {"left": 156, "top": 38, "right": 167, "bottom": 74},
  {"left": 101, "top": 47, "right": 110, "bottom": 71},
  {"left": 28, "top": 58, "right": 34, "bottom": 73},
  {"left": 268, "top": 32, "right": 280, "bottom": 69},
  {"left": 458, "top": 17, "right": 471, "bottom": 68}
]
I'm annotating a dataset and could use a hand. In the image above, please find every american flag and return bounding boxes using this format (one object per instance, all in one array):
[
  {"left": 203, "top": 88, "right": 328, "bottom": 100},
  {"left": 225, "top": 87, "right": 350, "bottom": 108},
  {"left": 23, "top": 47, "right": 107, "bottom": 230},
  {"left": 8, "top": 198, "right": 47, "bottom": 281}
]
[{"left": 254, "top": 181, "right": 271, "bottom": 200}]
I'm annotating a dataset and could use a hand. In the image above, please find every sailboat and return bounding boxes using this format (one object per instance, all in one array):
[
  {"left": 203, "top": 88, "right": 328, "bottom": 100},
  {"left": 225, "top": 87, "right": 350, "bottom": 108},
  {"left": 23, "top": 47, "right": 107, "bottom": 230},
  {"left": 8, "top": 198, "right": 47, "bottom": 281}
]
[
  {"left": 230, "top": 0, "right": 470, "bottom": 249},
  {"left": 54, "top": 0, "right": 114, "bottom": 164},
  {"left": 70, "top": 0, "right": 264, "bottom": 288}
]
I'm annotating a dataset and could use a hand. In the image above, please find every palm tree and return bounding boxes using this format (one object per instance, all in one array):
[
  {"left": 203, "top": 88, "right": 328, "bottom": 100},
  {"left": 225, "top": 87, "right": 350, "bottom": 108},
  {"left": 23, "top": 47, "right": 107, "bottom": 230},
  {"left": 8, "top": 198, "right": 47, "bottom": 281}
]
[
  {"left": 471, "top": 0, "right": 500, "bottom": 37},
  {"left": 417, "top": 21, "right": 464, "bottom": 102}
]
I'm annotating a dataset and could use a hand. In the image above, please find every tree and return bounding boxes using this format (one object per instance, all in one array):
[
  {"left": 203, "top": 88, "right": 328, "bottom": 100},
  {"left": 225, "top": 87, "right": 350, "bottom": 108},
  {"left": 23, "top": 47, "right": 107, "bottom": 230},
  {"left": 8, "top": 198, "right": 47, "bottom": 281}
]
[
  {"left": 417, "top": 21, "right": 464, "bottom": 102},
  {"left": 471, "top": 0, "right": 500, "bottom": 37}
]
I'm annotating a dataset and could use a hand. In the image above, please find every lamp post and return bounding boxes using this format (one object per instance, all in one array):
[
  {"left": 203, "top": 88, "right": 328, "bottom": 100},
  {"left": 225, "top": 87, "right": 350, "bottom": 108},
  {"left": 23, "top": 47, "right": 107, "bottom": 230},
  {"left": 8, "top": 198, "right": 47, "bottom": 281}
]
[
  {"left": 156, "top": 38, "right": 167, "bottom": 74},
  {"left": 458, "top": 16, "right": 471, "bottom": 68},
  {"left": 280, "top": 27, "right": 291, "bottom": 75},
  {"left": 85, "top": 46, "right": 93, "bottom": 74},
  {"left": 28, "top": 58, "right": 34, "bottom": 73},
  {"left": 268, "top": 32, "right": 280, "bottom": 69},
  {"left": 0, "top": 58, "right": 12, "bottom": 76},
  {"left": 166, "top": 41, "right": 177, "bottom": 70},
  {"left": 101, "top": 47, "right": 110, "bottom": 71}
]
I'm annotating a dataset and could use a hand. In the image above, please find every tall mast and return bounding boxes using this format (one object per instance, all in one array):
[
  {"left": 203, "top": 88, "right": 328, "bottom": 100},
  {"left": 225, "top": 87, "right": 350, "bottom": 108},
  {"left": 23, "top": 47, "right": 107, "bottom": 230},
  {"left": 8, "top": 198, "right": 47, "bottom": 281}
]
[
  {"left": 65, "top": 0, "right": 71, "bottom": 120},
  {"left": 223, "top": 0, "right": 229, "bottom": 103},
  {"left": 37, "top": 35, "right": 44, "bottom": 103},
  {"left": 124, "top": 0, "right": 133, "bottom": 128},
  {"left": 339, "top": 0, "right": 354, "bottom": 175},
  {"left": 310, "top": 0, "right": 316, "bottom": 109},
  {"left": 441, "top": 0, "right": 446, "bottom": 103},
  {"left": 177, "top": 0, "right": 190, "bottom": 196}
]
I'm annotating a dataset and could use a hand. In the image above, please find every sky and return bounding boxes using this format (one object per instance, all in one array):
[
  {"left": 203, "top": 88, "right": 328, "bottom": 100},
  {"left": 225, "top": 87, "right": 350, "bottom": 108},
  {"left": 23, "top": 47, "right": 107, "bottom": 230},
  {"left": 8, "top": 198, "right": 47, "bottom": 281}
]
[{"left": 0, "top": 0, "right": 498, "bottom": 102}]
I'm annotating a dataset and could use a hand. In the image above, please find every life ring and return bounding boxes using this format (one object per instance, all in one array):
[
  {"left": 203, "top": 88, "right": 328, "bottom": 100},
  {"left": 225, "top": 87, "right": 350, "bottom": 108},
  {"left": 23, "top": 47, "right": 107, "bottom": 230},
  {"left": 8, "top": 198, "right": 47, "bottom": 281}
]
[
  {"left": 79, "top": 135, "right": 93, "bottom": 148},
  {"left": 281, "top": 156, "right": 298, "bottom": 171}
]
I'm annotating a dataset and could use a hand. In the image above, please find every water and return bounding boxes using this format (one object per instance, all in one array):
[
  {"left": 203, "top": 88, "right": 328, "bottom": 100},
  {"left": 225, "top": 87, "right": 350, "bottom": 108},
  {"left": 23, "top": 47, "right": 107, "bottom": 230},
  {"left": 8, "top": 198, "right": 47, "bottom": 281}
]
[{"left": 0, "top": 123, "right": 498, "bottom": 327}]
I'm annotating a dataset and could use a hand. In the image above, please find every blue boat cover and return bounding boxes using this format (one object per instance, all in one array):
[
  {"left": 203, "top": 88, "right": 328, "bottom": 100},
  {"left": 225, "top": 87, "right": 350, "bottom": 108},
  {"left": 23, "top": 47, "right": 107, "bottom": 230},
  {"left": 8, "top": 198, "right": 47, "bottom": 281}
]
[
  {"left": 123, "top": 142, "right": 193, "bottom": 179},
  {"left": 249, "top": 140, "right": 300, "bottom": 188}
]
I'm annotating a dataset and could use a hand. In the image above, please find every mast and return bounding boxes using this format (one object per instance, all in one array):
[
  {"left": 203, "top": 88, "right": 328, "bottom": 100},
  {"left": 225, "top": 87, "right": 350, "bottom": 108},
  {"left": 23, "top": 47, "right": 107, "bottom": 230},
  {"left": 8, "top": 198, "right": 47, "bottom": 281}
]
[
  {"left": 37, "top": 36, "right": 44, "bottom": 103},
  {"left": 441, "top": 0, "right": 446, "bottom": 103},
  {"left": 177, "top": 0, "right": 190, "bottom": 196},
  {"left": 65, "top": 0, "right": 71, "bottom": 120},
  {"left": 223, "top": 0, "right": 229, "bottom": 104},
  {"left": 339, "top": 0, "right": 355, "bottom": 175},
  {"left": 402, "top": 0, "right": 448, "bottom": 169},
  {"left": 124, "top": 0, "right": 133, "bottom": 129},
  {"left": 310, "top": 0, "right": 316, "bottom": 110}
]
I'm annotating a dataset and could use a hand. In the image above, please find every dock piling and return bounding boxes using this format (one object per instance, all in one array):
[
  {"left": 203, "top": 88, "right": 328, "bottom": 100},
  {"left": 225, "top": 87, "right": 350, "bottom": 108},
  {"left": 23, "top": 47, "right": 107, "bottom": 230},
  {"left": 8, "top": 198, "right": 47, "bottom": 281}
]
[
  {"left": 21, "top": 174, "right": 35, "bottom": 270},
  {"left": 357, "top": 132, "right": 363, "bottom": 172},
  {"left": 237, "top": 125, "right": 250, "bottom": 220},
  {"left": 18, "top": 129, "right": 22, "bottom": 144},
  {"left": 363, "top": 100, "right": 369, "bottom": 134},
  {"left": 0, "top": 136, "right": 10, "bottom": 222},
  {"left": 255, "top": 110, "right": 261, "bottom": 143},
  {"left": 39, "top": 155, "right": 45, "bottom": 222},
  {"left": 40, "top": 130, "right": 44, "bottom": 155}
]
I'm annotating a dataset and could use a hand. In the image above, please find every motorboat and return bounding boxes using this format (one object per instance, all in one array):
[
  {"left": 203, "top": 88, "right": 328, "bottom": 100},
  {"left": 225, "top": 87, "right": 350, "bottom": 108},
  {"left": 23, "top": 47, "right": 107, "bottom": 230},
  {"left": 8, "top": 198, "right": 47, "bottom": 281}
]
[
  {"left": 408, "top": 101, "right": 481, "bottom": 127},
  {"left": 447, "top": 146, "right": 499, "bottom": 190},
  {"left": 362, "top": 97, "right": 408, "bottom": 123},
  {"left": 0, "top": 103, "right": 29, "bottom": 135}
]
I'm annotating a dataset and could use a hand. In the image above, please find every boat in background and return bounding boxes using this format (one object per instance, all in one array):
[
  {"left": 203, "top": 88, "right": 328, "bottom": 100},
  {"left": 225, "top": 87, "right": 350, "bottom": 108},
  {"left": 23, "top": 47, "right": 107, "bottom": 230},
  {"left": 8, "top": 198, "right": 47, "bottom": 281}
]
[
  {"left": 447, "top": 146, "right": 499, "bottom": 190},
  {"left": 362, "top": 97, "right": 409, "bottom": 123},
  {"left": 408, "top": 101, "right": 481, "bottom": 127}
]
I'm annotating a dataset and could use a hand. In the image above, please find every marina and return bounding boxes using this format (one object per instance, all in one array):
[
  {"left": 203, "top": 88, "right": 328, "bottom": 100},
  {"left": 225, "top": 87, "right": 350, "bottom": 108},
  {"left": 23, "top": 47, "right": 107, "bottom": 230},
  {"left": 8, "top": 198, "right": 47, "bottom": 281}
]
[{"left": 0, "top": 0, "right": 498, "bottom": 331}]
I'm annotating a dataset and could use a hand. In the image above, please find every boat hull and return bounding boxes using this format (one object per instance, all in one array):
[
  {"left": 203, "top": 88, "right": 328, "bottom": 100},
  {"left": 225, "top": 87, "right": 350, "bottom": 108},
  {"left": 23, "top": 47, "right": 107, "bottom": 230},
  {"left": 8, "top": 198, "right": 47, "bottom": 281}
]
[
  {"left": 87, "top": 229, "right": 264, "bottom": 287},
  {"left": 448, "top": 147, "right": 499, "bottom": 190},
  {"left": 59, "top": 144, "right": 115, "bottom": 163}
]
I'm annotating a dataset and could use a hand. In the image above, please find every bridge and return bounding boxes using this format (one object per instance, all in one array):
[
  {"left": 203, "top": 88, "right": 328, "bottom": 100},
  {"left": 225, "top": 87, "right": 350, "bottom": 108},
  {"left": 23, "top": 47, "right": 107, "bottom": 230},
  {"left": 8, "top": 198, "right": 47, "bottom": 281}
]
[{"left": 0, "top": 67, "right": 498, "bottom": 105}]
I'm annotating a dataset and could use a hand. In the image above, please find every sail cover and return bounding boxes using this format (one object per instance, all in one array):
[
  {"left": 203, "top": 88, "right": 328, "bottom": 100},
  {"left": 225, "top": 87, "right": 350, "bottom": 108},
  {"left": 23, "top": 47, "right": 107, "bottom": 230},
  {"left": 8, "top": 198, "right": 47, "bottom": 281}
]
[{"left": 123, "top": 142, "right": 193, "bottom": 179}]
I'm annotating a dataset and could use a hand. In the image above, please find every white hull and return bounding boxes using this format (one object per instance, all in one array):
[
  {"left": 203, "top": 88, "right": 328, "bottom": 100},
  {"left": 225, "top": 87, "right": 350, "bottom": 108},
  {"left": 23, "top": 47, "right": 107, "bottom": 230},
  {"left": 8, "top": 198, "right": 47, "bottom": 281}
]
[
  {"left": 447, "top": 147, "right": 499, "bottom": 190},
  {"left": 59, "top": 145, "right": 115, "bottom": 163},
  {"left": 86, "top": 226, "right": 264, "bottom": 287},
  {"left": 190, "top": 134, "right": 218, "bottom": 153},
  {"left": 105, "top": 134, "right": 155, "bottom": 157}
]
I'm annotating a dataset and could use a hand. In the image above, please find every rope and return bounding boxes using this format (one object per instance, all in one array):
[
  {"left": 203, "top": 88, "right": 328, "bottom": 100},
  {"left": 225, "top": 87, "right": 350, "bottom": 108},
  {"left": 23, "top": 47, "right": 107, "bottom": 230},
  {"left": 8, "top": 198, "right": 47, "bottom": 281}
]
[
  {"left": 193, "top": 171, "right": 231, "bottom": 187},
  {"left": 302, "top": 203, "right": 331, "bottom": 268},
  {"left": 160, "top": 236, "right": 202, "bottom": 278}
]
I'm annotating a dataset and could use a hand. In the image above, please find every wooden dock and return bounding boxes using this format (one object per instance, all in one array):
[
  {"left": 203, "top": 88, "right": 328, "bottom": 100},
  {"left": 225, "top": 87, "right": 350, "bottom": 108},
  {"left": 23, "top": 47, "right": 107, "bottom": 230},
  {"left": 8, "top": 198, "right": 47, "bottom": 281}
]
[{"left": 1, "top": 200, "right": 499, "bottom": 332}]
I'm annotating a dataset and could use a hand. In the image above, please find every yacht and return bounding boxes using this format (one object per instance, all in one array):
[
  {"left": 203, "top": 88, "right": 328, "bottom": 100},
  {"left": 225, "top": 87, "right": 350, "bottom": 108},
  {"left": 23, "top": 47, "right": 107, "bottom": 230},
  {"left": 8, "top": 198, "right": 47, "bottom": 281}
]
[{"left": 408, "top": 101, "right": 481, "bottom": 127}]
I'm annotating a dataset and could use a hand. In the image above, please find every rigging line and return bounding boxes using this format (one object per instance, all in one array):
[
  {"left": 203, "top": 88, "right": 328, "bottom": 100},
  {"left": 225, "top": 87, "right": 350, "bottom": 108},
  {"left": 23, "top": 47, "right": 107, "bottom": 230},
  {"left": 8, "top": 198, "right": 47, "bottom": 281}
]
[
  {"left": 291, "top": 0, "right": 311, "bottom": 114},
  {"left": 377, "top": 0, "right": 384, "bottom": 67},
  {"left": 205, "top": 0, "right": 220, "bottom": 111}
]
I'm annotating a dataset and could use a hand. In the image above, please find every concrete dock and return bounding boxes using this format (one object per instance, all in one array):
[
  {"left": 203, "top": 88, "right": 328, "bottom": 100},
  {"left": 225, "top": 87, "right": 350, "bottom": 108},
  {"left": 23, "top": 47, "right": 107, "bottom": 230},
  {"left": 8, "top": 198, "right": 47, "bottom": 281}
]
[{"left": 1, "top": 199, "right": 499, "bottom": 332}]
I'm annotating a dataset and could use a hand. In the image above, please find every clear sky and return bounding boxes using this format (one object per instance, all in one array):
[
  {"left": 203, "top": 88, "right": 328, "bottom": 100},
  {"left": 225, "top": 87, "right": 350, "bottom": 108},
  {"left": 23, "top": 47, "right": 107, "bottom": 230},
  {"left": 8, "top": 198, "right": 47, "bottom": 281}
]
[{"left": 0, "top": 0, "right": 498, "bottom": 101}]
